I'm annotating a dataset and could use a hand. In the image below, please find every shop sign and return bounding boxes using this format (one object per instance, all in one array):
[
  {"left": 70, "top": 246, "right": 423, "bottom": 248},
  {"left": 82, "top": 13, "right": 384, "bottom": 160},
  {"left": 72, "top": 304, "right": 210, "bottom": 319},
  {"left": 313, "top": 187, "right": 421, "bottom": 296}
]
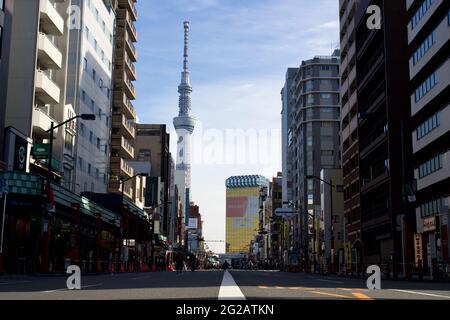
[
  {"left": 414, "top": 233, "right": 423, "bottom": 267},
  {"left": 423, "top": 217, "right": 436, "bottom": 232}
]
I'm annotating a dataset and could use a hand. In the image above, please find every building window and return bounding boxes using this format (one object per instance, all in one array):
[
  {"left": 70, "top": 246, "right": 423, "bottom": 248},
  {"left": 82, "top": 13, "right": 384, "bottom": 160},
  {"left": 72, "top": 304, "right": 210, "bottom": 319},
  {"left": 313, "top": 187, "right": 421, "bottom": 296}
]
[
  {"left": 415, "top": 71, "right": 437, "bottom": 102},
  {"left": 412, "top": 30, "right": 436, "bottom": 65},
  {"left": 81, "top": 90, "right": 86, "bottom": 103},
  {"left": 79, "top": 123, "right": 85, "bottom": 136},
  {"left": 420, "top": 198, "right": 443, "bottom": 218},
  {"left": 321, "top": 93, "right": 331, "bottom": 99},
  {"left": 97, "top": 138, "right": 101, "bottom": 149},
  {"left": 92, "top": 69, "right": 96, "bottom": 82},
  {"left": 88, "top": 163, "right": 91, "bottom": 175},
  {"left": 64, "top": 132, "right": 74, "bottom": 153},
  {"left": 91, "top": 99, "right": 95, "bottom": 111},
  {"left": 89, "top": 131, "right": 93, "bottom": 143},
  {"left": 411, "top": 0, "right": 434, "bottom": 30},
  {"left": 416, "top": 112, "right": 439, "bottom": 140},
  {"left": 78, "top": 157, "right": 83, "bottom": 170},
  {"left": 418, "top": 153, "right": 443, "bottom": 178},
  {"left": 96, "top": 168, "right": 99, "bottom": 179},
  {"left": 83, "top": 58, "right": 88, "bottom": 71}
]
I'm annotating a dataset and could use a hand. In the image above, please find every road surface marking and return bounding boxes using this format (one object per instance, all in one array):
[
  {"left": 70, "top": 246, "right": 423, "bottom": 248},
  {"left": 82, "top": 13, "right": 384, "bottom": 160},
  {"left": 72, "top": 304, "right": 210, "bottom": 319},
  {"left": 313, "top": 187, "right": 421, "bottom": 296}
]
[
  {"left": 316, "top": 278, "right": 345, "bottom": 284},
  {"left": 258, "top": 285, "right": 269, "bottom": 289},
  {"left": 218, "top": 270, "right": 245, "bottom": 300},
  {"left": 338, "top": 288, "right": 368, "bottom": 292},
  {"left": 310, "top": 291, "right": 353, "bottom": 299},
  {"left": 0, "top": 280, "right": 32, "bottom": 285},
  {"left": 352, "top": 292, "right": 373, "bottom": 300},
  {"left": 131, "top": 276, "right": 152, "bottom": 280},
  {"left": 42, "top": 283, "right": 103, "bottom": 293},
  {"left": 392, "top": 289, "right": 450, "bottom": 299}
]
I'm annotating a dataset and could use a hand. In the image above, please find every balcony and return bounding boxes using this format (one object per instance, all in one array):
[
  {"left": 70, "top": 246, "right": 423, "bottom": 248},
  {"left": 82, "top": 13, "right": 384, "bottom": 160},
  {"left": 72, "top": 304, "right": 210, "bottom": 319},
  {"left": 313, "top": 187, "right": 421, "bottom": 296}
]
[
  {"left": 123, "top": 72, "right": 136, "bottom": 99},
  {"left": 35, "top": 70, "right": 61, "bottom": 105},
  {"left": 39, "top": 0, "right": 64, "bottom": 36},
  {"left": 126, "top": 13, "right": 138, "bottom": 42},
  {"left": 121, "top": 158, "right": 134, "bottom": 178},
  {"left": 37, "top": 33, "right": 62, "bottom": 69},
  {"left": 125, "top": 33, "right": 137, "bottom": 62},
  {"left": 115, "top": 92, "right": 136, "bottom": 119},
  {"left": 125, "top": 55, "right": 137, "bottom": 80},
  {"left": 32, "top": 107, "right": 58, "bottom": 137},
  {"left": 121, "top": 136, "right": 135, "bottom": 159},
  {"left": 119, "top": 0, "right": 137, "bottom": 21},
  {"left": 113, "top": 114, "right": 135, "bottom": 139}
]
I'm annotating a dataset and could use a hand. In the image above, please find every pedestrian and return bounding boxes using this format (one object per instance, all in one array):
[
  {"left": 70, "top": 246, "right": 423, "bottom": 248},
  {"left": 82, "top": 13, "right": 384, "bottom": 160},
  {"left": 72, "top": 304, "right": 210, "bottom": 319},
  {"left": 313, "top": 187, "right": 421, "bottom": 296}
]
[
  {"left": 175, "top": 253, "right": 184, "bottom": 274},
  {"left": 191, "top": 255, "right": 197, "bottom": 272}
]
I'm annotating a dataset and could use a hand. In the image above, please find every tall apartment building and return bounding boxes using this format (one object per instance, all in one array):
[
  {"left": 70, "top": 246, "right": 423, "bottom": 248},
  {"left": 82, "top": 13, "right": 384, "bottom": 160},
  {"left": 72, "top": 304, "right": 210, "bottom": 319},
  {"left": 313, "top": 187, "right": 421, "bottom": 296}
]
[
  {"left": 339, "top": 0, "right": 362, "bottom": 268},
  {"left": 288, "top": 51, "right": 341, "bottom": 266},
  {"left": 66, "top": 0, "right": 115, "bottom": 194},
  {"left": 3, "top": 0, "right": 73, "bottom": 178},
  {"left": 108, "top": 0, "right": 138, "bottom": 200},
  {"left": 281, "top": 68, "right": 299, "bottom": 205},
  {"left": 135, "top": 124, "right": 171, "bottom": 237},
  {"left": 407, "top": 0, "right": 450, "bottom": 271},
  {"left": 354, "top": 0, "right": 412, "bottom": 271}
]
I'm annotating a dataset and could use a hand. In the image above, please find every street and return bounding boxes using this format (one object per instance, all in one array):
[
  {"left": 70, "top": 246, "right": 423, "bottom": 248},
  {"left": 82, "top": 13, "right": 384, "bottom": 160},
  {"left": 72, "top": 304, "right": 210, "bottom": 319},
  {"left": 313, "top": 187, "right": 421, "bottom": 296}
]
[{"left": 0, "top": 271, "right": 449, "bottom": 300}]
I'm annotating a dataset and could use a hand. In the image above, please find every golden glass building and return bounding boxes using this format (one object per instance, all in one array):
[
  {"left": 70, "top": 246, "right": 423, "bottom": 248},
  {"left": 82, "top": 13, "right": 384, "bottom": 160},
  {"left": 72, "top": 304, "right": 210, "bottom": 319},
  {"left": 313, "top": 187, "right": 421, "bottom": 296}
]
[{"left": 225, "top": 175, "right": 270, "bottom": 254}]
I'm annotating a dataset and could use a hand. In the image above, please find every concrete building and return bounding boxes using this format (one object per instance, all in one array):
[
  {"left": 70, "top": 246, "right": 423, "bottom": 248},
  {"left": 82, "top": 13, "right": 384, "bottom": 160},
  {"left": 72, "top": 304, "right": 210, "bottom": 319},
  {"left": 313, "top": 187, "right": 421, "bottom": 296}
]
[
  {"left": 407, "top": 0, "right": 450, "bottom": 274},
  {"left": 339, "top": 0, "right": 362, "bottom": 269},
  {"left": 173, "top": 21, "right": 196, "bottom": 229},
  {"left": 319, "top": 168, "right": 344, "bottom": 273},
  {"left": 354, "top": 1, "right": 413, "bottom": 275},
  {"left": 281, "top": 68, "right": 299, "bottom": 205},
  {"left": 108, "top": 0, "right": 138, "bottom": 201},
  {"left": 135, "top": 124, "right": 171, "bottom": 237},
  {"left": 66, "top": 0, "right": 116, "bottom": 194},
  {"left": 287, "top": 51, "right": 341, "bottom": 268},
  {"left": 225, "top": 175, "right": 270, "bottom": 254},
  {"left": 2, "top": 0, "right": 73, "bottom": 179}
]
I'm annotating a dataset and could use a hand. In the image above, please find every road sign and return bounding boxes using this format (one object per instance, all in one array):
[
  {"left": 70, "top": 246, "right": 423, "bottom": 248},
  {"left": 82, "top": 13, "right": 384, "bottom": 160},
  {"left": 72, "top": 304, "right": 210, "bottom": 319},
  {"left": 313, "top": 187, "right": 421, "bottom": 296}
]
[
  {"left": 31, "top": 144, "right": 49, "bottom": 160},
  {"left": 275, "top": 208, "right": 294, "bottom": 219}
]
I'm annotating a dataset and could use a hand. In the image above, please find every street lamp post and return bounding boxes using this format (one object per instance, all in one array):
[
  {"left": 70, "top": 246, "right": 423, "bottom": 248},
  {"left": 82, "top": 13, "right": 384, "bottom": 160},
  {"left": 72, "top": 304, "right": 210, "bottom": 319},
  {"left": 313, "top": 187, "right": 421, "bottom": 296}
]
[
  {"left": 42, "top": 114, "right": 95, "bottom": 273},
  {"left": 46, "top": 114, "right": 96, "bottom": 181}
]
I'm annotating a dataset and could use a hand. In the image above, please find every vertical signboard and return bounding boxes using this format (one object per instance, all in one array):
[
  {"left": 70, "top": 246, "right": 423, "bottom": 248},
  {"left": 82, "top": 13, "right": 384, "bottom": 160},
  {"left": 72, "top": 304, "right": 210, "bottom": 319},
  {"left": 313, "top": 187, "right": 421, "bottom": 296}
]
[{"left": 414, "top": 233, "right": 423, "bottom": 268}]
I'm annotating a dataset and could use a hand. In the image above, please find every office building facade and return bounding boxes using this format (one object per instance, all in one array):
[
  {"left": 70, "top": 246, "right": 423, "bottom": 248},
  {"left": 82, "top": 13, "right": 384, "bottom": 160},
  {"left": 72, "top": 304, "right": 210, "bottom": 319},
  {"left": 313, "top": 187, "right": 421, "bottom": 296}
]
[
  {"left": 407, "top": 0, "right": 450, "bottom": 271},
  {"left": 66, "top": 0, "right": 116, "bottom": 194},
  {"left": 288, "top": 51, "right": 341, "bottom": 267}
]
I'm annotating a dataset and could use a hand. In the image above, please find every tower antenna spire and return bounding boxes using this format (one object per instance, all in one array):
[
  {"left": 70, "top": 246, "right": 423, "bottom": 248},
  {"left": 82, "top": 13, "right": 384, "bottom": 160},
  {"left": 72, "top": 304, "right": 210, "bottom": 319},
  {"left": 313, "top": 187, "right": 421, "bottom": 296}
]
[{"left": 183, "top": 21, "right": 189, "bottom": 72}]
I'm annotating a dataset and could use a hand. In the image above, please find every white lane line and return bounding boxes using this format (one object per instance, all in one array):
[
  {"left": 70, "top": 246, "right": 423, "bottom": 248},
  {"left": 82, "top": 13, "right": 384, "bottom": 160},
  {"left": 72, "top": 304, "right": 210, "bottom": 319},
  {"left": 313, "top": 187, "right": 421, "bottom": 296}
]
[
  {"left": 131, "top": 276, "right": 152, "bottom": 280},
  {"left": 0, "top": 281, "right": 32, "bottom": 285},
  {"left": 42, "top": 283, "right": 103, "bottom": 293},
  {"left": 316, "top": 279, "right": 345, "bottom": 284},
  {"left": 218, "top": 270, "right": 246, "bottom": 300},
  {"left": 392, "top": 289, "right": 450, "bottom": 299}
]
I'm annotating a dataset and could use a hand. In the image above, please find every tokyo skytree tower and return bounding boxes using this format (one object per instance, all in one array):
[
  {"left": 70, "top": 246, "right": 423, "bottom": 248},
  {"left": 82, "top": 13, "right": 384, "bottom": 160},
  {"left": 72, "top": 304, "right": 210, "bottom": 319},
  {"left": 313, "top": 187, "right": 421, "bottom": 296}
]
[{"left": 173, "top": 21, "right": 196, "bottom": 214}]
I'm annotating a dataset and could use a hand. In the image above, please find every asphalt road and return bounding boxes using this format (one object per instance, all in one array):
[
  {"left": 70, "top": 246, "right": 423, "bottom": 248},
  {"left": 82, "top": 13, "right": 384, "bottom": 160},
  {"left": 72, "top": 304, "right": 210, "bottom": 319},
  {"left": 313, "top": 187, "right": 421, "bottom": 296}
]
[{"left": 0, "top": 270, "right": 449, "bottom": 300}]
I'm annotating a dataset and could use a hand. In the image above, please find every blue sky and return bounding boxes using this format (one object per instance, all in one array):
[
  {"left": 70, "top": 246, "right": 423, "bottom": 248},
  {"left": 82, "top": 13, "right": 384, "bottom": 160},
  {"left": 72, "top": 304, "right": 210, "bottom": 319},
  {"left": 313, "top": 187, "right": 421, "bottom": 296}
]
[{"left": 134, "top": 0, "right": 339, "bottom": 253}]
